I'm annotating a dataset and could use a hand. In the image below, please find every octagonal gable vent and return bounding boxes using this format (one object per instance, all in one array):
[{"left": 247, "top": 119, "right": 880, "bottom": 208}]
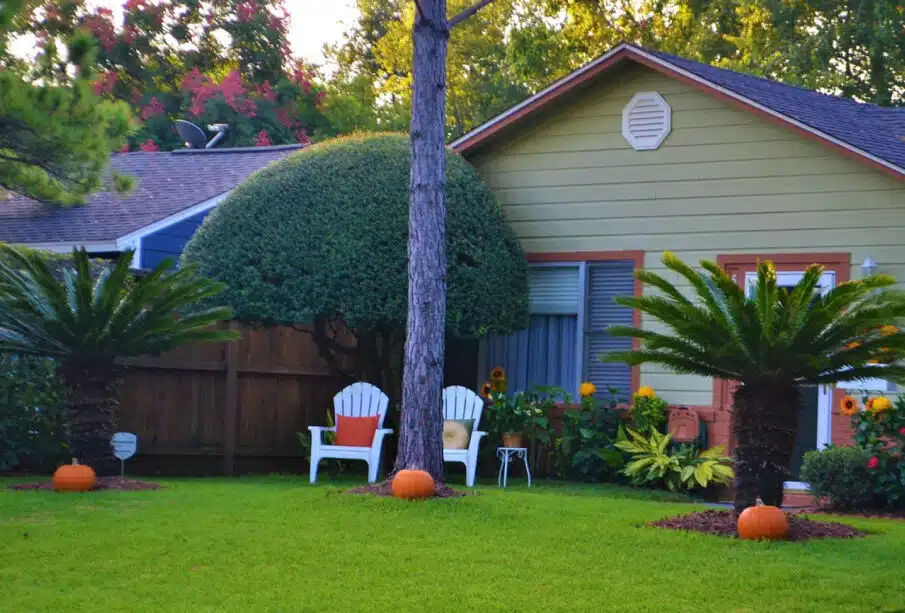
[{"left": 622, "top": 91, "right": 671, "bottom": 151}]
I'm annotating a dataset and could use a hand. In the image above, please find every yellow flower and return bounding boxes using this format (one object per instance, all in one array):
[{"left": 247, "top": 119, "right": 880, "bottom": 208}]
[
  {"left": 479, "top": 382, "right": 492, "bottom": 399},
  {"left": 865, "top": 398, "right": 875, "bottom": 412},
  {"left": 881, "top": 325, "right": 899, "bottom": 337},
  {"left": 845, "top": 341, "right": 861, "bottom": 350},
  {"left": 839, "top": 395, "right": 859, "bottom": 416},
  {"left": 579, "top": 382, "right": 596, "bottom": 398},
  {"left": 636, "top": 386, "right": 655, "bottom": 398},
  {"left": 490, "top": 366, "right": 506, "bottom": 381},
  {"left": 871, "top": 396, "right": 892, "bottom": 413}
]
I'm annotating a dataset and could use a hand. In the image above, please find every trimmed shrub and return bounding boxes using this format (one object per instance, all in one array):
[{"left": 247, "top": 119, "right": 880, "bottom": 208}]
[
  {"left": 800, "top": 446, "right": 875, "bottom": 510},
  {"left": 181, "top": 133, "right": 529, "bottom": 396}
]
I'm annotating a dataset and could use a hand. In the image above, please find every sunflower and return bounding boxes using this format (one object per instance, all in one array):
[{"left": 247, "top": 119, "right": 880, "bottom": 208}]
[
  {"left": 490, "top": 366, "right": 506, "bottom": 381},
  {"left": 579, "top": 382, "right": 596, "bottom": 398},
  {"left": 636, "top": 386, "right": 655, "bottom": 398},
  {"left": 865, "top": 398, "right": 875, "bottom": 411},
  {"left": 845, "top": 341, "right": 861, "bottom": 350},
  {"left": 881, "top": 324, "right": 900, "bottom": 336},
  {"left": 871, "top": 396, "right": 892, "bottom": 413},
  {"left": 840, "top": 395, "right": 859, "bottom": 416},
  {"left": 479, "top": 382, "right": 493, "bottom": 399}
]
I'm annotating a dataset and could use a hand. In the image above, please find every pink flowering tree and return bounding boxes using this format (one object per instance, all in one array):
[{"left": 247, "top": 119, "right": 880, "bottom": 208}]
[{"left": 21, "top": 0, "right": 333, "bottom": 151}]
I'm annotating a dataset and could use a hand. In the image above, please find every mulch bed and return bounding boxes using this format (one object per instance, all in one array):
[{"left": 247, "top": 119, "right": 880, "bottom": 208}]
[
  {"left": 8, "top": 477, "right": 162, "bottom": 492},
  {"left": 650, "top": 509, "right": 866, "bottom": 541},
  {"left": 348, "top": 480, "right": 469, "bottom": 498}
]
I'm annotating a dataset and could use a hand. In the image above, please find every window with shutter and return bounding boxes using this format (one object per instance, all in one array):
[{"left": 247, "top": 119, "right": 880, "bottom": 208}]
[
  {"left": 622, "top": 92, "right": 671, "bottom": 151},
  {"left": 483, "top": 259, "right": 636, "bottom": 399}
]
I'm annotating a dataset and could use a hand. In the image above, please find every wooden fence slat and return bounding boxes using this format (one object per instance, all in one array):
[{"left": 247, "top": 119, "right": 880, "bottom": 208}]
[{"left": 222, "top": 321, "right": 239, "bottom": 476}]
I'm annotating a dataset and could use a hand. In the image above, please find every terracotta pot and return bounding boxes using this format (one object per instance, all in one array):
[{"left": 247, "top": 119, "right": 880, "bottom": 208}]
[{"left": 502, "top": 432, "right": 523, "bottom": 448}]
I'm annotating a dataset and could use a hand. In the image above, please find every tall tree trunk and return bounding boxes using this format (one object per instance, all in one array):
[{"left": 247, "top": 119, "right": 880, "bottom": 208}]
[
  {"left": 732, "top": 379, "right": 800, "bottom": 512},
  {"left": 59, "top": 361, "right": 120, "bottom": 476},
  {"left": 395, "top": 0, "right": 449, "bottom": 481}
]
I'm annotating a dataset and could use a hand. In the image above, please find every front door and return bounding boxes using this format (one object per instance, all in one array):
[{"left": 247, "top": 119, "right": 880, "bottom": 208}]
[{"left": 743, "top": 270, "right": 834, "bottom": 489}]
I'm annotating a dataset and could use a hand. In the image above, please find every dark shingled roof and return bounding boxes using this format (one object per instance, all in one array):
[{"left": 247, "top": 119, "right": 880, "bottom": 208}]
[
  {"left": 0, "top": 144, "right": 303, "bottom": 245},
  {"left": 642, "top": 45, "right": 905, "bottom": 172}
]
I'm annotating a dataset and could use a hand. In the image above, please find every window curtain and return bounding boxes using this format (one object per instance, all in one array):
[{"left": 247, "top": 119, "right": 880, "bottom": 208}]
[{"left": 486, "top": 315, "right": 578, "bottom": 396}]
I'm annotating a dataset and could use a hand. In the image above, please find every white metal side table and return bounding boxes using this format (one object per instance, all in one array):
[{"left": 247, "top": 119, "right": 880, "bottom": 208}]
[{"left": 496, "top": 447, "right": 531, "bottom": 488}]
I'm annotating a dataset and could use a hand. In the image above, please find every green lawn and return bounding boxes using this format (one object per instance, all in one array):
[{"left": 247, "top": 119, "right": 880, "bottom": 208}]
[{"left": 2, "top": 477, "right": 904, "bottom": 613}]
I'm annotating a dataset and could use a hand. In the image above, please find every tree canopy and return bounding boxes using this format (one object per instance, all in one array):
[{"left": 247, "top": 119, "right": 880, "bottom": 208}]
[{"left": 0, "top": 2, "right": 131, "bottom": 205}]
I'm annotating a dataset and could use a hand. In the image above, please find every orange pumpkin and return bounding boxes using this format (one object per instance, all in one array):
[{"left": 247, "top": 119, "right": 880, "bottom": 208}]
[
  {"left": 737, "top": 505, "right": 789, "bottom": 540},
  {"left": 391, "top": 469, "right": 436, "bottom": 500},
  {"left": 53, "top": 459, "right": 96, "bottom": 492}
]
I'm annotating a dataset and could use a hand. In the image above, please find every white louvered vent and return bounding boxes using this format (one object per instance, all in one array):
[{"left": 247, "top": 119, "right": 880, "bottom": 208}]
[{"left": 622, "top": 91, "right": 671, "bottom": 151}]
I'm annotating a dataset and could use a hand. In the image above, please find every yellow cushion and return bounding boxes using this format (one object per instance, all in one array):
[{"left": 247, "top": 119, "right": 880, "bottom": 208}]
[{"left": 443, "top": 420, "right": 471, "bottom": 449}]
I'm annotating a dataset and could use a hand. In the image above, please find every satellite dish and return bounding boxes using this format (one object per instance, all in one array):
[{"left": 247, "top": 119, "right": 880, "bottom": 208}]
[{"left": 174, "top": 120, "right": 208, "bottom": 149}]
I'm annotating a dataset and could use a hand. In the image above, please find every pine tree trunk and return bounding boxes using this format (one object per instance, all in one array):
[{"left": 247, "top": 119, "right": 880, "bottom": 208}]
[
  {"left": 394, "top": 0, "right": 449, "bottom": 481},
  {"left": 732, "top": 379, "right": 800, "bottom": 512},
  {"left": 58, "top": 360, "right": 121, "bottom": 476}
]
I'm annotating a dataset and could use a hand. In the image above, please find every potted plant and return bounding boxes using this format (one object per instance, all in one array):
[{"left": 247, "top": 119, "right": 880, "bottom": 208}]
[{"left": 481, "top": 367, "right": 545, "bottom": 448}]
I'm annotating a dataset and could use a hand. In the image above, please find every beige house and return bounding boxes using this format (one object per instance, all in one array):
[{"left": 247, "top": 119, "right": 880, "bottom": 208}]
[{"left": 462, "top": 43, "right": 905, "bottom": 486}]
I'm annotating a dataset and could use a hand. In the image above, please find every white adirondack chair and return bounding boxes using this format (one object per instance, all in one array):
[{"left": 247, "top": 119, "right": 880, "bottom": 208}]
[
  {"left": 442, "top": 385, "right": 488, "bottom": 487},
  {"left": 308, "top": 382, "right": 391, "bottom": 484}
]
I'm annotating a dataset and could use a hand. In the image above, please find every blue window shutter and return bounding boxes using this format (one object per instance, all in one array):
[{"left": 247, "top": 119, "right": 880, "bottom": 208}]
[{"left": 585, "top": 260, "right": 635, "bottom": 397}]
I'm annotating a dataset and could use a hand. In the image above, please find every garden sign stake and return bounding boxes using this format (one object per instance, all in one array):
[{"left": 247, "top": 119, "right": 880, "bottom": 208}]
[{"left": 111, "top": 432, "right": 138, "bottom": 477}]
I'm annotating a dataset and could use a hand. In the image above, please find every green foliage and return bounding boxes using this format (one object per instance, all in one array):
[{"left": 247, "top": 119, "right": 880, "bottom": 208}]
[
  {"left": 0, "top": 245, "right": 236, "bottom": 360},
  {"left": 615, "top": 428, "right": 734, "bottom": 492},
  {"left": 800, "top": 445, "right": 875, "bottom": 510},
  {"left": 557, "top": 388, "right": 625, "bottom": 481},
  {"left": 0, "top": 30, "right": 132, "bottom": 204},
  {"left": 607, "top": 253, "right": 905, "bottom": 506},
  {"left": 851, "top": 394, "right": 905, "bottom": 508},
  {"left": 630, "top": 391, "right": 668, "bottom": 434},
  {"left": 182, "top": 133, "right": 527, "bottom": 336},
  {"left": 15, "top": 0, "right": 330, "bottom": 151},
  {"left": 486, "top": 390, "right": 545, "bottom": 434},
  {"left": 0, "top": 354, "right": 67, "bottom": 471}
]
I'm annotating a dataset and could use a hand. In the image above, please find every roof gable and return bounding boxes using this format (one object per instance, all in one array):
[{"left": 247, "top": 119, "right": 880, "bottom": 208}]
[
  {"left": 452, "top": 44, "right": 905, "bottom": 180},
  {"left": 0, "top": 145, "right": 302, "bottom": 246}
]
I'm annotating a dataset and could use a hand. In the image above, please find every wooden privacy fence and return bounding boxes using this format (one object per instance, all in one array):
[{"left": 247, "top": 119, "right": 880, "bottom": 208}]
[{"left": 117, "top": 323, "right": 349, "bottom": 476}]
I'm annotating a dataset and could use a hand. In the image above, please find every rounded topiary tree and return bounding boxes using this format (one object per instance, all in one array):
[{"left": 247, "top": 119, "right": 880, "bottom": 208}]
[{"left": 181, "top": 133, "right": 528, "bottom": 399}]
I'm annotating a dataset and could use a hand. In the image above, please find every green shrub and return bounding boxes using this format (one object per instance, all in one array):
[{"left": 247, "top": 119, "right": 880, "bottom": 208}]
[
  {"left": 181, "top": 133, "right": 528, "bottom": 398},
  {"left": 0, "top": 354, "right": 68, "bottom": 471},
  {"left": 615, "top": 428, "right": 734, "bottom": 492},
  {"left": 630, "top": 389, "right": 668, "bottom": 434},
  {"left": 558, "top": 387, "right": 625, "bottom": 481},
  {"left": 800, "top": 445, "right": 875, "bottom": 510}
]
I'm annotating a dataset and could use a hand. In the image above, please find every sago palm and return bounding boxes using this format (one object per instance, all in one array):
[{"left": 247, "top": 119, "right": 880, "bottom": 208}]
[
  {"left": 606, "top": 252, "right": 905, "bottom": 511},
  {"left": 0, "top": 245, "right": 237, "bottom": 473}
]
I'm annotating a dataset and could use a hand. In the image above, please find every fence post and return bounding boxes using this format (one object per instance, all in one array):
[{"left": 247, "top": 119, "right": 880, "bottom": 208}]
[{"left": 222, "top": 321, "right": 239, "bottom": 476}]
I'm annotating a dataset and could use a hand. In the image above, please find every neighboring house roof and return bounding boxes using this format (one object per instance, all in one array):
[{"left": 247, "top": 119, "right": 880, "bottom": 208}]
[
  {"left": 0, "top": 144, "right": 303, "bottom": 247},
  {"left": 451, "top": 43, "right": 905, "bottom": 180}
]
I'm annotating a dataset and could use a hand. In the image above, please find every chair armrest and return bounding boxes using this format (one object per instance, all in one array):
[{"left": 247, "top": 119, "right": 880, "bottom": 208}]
[
  {"left": 468, "top": 430, "right": 488, "bottom": 451},
  {"left": 372, "top": 428, "right": 393, "bottom": 444},
  {"left": 308, "top": 426, "right": 336, "bottom": 445}
]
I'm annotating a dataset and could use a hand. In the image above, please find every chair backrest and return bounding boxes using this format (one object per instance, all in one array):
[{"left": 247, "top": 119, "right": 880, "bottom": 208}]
[
  {"left": 333, "top": 382, "right": 390, "bottom": 428},
  {"left": 442, "top": 386, "right": 484, "bottom": 430}
]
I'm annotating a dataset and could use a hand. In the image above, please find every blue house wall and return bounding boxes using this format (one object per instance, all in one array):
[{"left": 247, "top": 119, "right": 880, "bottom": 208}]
[{"left": 139, "top": 210, "right": 212, "bottom": 268}]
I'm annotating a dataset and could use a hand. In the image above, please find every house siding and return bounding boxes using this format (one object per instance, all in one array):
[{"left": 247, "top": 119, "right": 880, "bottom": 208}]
[
  {"left": 468, "top": 63, "right": 905, "bottom": 422},
  {"left": 139, "top": 210, "right": 212, "bottom": 268}
]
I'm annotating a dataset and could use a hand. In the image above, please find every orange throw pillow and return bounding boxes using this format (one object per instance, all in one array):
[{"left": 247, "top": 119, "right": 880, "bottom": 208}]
[{"left": 335, "top": 414, "right": 380, "bottom": 447}]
